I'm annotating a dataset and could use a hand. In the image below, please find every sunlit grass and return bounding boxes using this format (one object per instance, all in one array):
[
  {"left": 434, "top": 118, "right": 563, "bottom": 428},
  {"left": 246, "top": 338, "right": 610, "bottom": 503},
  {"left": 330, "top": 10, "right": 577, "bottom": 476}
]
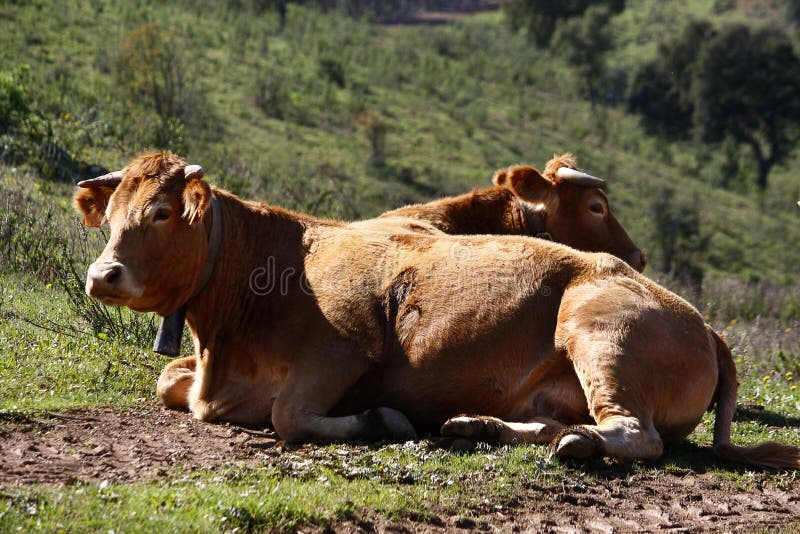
[{"left": 0, "top": 275, "right": 164, "bottom": 412}]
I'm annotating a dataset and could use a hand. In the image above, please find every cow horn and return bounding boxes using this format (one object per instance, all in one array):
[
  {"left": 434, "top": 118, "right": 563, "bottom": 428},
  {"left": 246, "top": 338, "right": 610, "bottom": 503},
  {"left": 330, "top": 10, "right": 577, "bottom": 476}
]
[
  {"left": 77, "top": 170, "right": 123, "bottom": 188},
  {"left": 556, "top": 167, "right": 606, "bottom": 188},
  {"left": 184, "top": 164, "right": 204, "bottom": 180}
]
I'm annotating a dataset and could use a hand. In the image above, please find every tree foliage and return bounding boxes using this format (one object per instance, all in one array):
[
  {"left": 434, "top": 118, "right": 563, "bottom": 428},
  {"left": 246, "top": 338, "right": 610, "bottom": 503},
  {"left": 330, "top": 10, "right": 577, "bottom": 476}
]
[
  {"left": 503, "top": 0, "right": 624, "bottom": 47},
  {"left": 550, "top": 5, "right": 614, "bottom": 106},
  {"left": 505, "top": 1, "right": 624, "bottom": 110},
  {"left": 693, "top": 26, "right": 800, "bottom": 190},
  {"left": 629, "top": 22, "right": 800, "bottom": 189},
  {"left": 788, "top": 0, "right": 800, "bottom": 25},
  {"left": 628, "top": 21, "right": 714, "bottom": 139},
  {"left": 649, "top": 186, "right": 707, "bottom": 291}
]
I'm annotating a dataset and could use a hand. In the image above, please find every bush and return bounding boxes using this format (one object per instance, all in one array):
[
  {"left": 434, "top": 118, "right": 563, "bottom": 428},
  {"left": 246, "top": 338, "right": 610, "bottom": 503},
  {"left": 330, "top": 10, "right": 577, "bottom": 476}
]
[
  {"left": 113, "top": 22, "right": 211, "bottom": 150},
  {"left": 254, "top": 70, "right": 292, "bottom": 120},
  {"left": 0, "top": 188, "right": 67, "bottom": 279},
  {"left": 0, "top": 67, "right": 29, "bottom": 133},
  {"left": 649, "top": 186, "right": 707, "bottom": 292},
  {"left": 356, "top": 113, "right": 388, "bottom": 167}
]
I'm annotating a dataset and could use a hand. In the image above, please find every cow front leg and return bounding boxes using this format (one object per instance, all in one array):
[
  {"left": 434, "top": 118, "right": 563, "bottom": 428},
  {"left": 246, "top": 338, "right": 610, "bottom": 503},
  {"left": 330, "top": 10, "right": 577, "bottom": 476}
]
[
  {"left": 156, "top": 355, "right": 196, "bottom": 410},
  {"left": 270, "top": 344, "right": 416, "bottom": 444},
  {"left": 441, "top": 415, "right": 566, "bottom": 445}
]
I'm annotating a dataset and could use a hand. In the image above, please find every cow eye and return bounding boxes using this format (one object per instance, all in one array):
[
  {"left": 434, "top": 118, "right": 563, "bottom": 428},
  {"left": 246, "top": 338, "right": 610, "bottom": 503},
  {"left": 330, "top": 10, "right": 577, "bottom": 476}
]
[
  {"left": 153, "top": 207, "right": 172, "bottom": 222},
  {"left": 589, "top": 202, "right": 605, "bottom": 215}
]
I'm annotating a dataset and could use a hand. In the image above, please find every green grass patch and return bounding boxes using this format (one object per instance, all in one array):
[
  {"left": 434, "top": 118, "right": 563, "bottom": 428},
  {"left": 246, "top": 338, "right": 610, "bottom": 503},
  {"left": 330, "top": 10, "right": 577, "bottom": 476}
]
[
  {"left": 0, "top": 444, "right": 557, "bottom": 532},
  {"left": 0, "top": 275, "right": 164, "bottom": 411}
]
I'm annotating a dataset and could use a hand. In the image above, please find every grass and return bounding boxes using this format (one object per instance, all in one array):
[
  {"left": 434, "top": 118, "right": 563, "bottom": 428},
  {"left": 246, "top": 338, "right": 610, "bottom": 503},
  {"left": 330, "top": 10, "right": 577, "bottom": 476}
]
[
  {"left": 0, "top": 444, "right": 551, "bottom": 532},
  {"left": 2, "top": 1, "right": 800, "bottom": 283},
  {"left": 0, "top": 275, "right": 163, "bottom": 411}
]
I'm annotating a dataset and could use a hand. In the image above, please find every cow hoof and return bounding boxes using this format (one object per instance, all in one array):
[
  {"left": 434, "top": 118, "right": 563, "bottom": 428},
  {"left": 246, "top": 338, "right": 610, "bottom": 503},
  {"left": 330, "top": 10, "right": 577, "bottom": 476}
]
[
  {"left": 363, "top": 407, "right": 417, "bottom": 442},
  {"left": 441, "top": 415, "right": 503, "bottom": 442},
  {"left": 553, "top": 433, "right": 597, "bottom": 459},
  {"left": 436, "top": 437, "right": 477, "bottom": 452}
]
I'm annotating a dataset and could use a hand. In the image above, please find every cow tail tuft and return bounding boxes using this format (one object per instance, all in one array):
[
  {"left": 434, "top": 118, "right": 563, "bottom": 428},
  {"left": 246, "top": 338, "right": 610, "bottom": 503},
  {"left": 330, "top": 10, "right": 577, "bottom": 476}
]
[{"left": 710, "top": 328, "right": 800, "bottom": 469}]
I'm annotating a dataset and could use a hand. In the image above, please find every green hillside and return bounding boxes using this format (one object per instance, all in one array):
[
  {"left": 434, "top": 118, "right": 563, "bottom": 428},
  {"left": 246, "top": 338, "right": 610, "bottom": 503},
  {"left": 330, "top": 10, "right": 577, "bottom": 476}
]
[{"left": 1, "top": 0, "right": 799, "bottom": 287}]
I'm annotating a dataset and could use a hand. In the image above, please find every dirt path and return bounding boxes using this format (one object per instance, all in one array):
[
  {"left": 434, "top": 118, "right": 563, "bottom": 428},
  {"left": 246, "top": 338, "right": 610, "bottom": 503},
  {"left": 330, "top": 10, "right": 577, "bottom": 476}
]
[
  {"left": 0, "top": 405, "right": 279, "bottom": 486},
  {"left": 2, "top": 406, "right": 799, "bottom": 532},
  {"left": 380, "top": 1, "right": 500, "bottom": 27}
]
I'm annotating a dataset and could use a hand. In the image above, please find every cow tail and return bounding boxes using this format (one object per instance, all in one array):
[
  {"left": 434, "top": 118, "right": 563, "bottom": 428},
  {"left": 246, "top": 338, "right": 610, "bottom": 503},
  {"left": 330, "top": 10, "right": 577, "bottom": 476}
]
[{"left": 710, "top": 328, "right": 800, "bottom": 468}]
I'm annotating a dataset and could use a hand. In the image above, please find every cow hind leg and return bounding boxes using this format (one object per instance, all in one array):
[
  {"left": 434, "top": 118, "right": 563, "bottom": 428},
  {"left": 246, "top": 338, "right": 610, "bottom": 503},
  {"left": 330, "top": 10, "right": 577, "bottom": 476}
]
[
  {"left": 273, "top": 404, "right": 417, "bottom": 444},
  {"left": 550, "top": 415, "right": 663, "bottom": 461},
  {"left": 441, "top": 415, "right": 566, "bottom": 445},
  {"left": 555, "top": 334, "right": 666, "bottom": 462}
]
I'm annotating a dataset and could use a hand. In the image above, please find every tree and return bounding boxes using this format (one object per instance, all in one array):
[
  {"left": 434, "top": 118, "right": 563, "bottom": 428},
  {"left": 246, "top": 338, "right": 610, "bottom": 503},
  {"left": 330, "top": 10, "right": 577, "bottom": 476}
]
[
  {"left": 503, "top": 0, "right": 625, "bottom": 48},
  {"left": 550, "top": 5, "right": 614, "bottom": 108},
  {"left": 693, "top": 25, "right": 800, "bottom": 190},
  {"left": 505, "top": 1, "right": 625, "bottom": 110},
  {"left": 629, "top": 23, "right": 800, "bottom": 190},
  {"left": 788, "top": 0, "right": 800, "bottom": 25},
  {"left": 650, "top": 186, "right": 707, "bottom": 292},
  {"left": 628, "top": 21, "right": 714, "bottom": 139}
]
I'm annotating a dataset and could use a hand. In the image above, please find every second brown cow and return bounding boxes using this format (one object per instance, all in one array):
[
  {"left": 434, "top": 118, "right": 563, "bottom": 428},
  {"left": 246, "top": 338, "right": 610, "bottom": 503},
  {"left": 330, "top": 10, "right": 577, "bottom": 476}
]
[{"left": 377, "top": 154, "right": 645, "bottom": 271}]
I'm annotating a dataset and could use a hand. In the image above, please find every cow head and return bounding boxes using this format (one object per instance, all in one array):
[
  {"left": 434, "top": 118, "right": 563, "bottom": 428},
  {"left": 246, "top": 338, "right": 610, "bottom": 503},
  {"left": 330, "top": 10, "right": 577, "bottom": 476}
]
[
  {"left": 73, "top": 152, "right": 213, "bottom": 315},
  {"left": 493, "top": 154, "right": 646, "bottom": 272}
]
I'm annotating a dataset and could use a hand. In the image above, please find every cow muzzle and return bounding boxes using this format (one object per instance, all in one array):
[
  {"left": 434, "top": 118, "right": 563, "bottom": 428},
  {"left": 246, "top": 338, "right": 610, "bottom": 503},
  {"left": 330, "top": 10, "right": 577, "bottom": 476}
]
[
  {"left": 85, "top": 261, "right": 143, "bottom": 303},
  {"left": 629, "top": 250, "right": 647, "bottom": 272}
]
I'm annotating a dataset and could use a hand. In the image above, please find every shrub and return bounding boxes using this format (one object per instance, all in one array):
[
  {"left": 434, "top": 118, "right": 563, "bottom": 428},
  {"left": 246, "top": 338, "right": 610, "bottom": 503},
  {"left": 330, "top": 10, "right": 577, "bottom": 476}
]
[
  {"left": 113, "top": 22, "right": 210, "bottom": 150},
  {"left": 355, "top": 113, "right": 388, "bottom": 167},
  {"left": 0, "top": 188, "right": 67, "bottom": 279},
  {"left": 0, "top": 67, "right": 29, "bottom": 133},
  {"left": 255, "top": 70, "right": 291, "bottom": 120},
  {"left": 649, "top": 186, "right": 707, "bottom": 292}
]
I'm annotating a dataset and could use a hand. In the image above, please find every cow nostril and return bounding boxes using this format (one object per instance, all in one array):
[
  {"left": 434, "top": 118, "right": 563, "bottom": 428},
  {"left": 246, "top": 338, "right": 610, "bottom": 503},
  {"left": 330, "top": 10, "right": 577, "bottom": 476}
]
[{"left": 104, "top": 266, "right": 121, "bottom": 286}]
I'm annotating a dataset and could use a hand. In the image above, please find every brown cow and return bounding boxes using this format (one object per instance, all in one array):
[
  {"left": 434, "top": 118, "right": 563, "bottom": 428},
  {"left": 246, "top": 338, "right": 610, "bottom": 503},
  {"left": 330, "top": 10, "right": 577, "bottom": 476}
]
[
  {"left": 160, "top": 153, "right": 644, "bottom": 399},
  {"left": 74, "top": 152, "right": 799, "bottom": 468},
  {"left": 379, "top": 154, "right": 646, "bottom": 272}
]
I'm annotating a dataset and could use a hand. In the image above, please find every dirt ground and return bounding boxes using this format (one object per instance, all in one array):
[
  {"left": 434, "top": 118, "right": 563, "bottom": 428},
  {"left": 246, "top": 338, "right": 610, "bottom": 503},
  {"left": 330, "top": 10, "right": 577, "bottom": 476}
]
[
  {"left": 2, "top": 405, "right": 799, "bottom": 532},
  {"left": 380, "top": 0, "right": 500, "bottom": 26}
]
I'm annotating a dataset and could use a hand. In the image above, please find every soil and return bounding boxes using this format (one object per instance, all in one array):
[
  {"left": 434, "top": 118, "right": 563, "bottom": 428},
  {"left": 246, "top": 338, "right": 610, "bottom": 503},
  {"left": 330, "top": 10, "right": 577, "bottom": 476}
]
[
  {"left": 2, "top": 405, "right": 799, "bottom": 532},
  {"left": 380, "top": 1, "right": 500, "bottom": 26}
]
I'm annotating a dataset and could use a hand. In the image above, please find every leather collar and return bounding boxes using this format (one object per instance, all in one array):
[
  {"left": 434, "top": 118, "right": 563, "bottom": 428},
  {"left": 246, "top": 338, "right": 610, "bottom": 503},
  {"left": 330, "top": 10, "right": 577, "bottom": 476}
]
[{"left": 514, "top": 198, "right": 552, "bottom": 241}]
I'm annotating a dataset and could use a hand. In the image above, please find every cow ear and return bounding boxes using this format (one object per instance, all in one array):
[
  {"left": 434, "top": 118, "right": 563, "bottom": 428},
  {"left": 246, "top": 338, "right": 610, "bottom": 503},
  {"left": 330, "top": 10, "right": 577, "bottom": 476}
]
[
  {"left": 492, "top": 169, "right": 508, "bottom": 186},
  {"left": 182, "top": 177, "right": 212, "bottom": 225},
  {"left": 73, "top": 186, "right": 115, "bottom": 227},
  {"left": 502, "top": 165, "right": 553, "bottom": 202}
]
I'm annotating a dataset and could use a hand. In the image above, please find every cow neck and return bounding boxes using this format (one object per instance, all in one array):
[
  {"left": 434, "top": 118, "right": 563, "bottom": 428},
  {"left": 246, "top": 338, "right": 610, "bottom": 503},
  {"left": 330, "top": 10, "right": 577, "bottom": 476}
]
[
  {"left": 152, "top": 194, "right": 222, "bottom": 356},
  {"left": 191, "top": 194, "right": 223, "bottom": 301},
  {"left": 513, "top": 197, "right": 551, "bottom": 241}
]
